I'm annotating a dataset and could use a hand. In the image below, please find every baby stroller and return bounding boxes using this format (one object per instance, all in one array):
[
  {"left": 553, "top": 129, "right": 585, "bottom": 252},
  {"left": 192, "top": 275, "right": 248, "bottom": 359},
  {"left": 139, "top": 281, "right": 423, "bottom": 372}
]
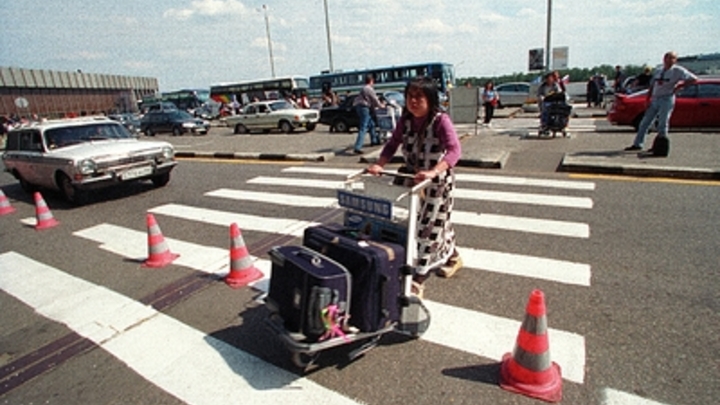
[{"left": 539, "top": 93, "right": 572, "bottom": 137}]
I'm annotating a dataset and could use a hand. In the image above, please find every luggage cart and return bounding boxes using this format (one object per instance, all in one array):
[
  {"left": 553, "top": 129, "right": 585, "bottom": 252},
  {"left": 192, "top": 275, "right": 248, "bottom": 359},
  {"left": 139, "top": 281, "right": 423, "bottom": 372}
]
[
  {"left": 375, "top": 102, "right": 400, "bottom": 143},
  {"left": 265, "top": 170, "right": 431, "bottom": 369},
  {"left": 539, "top": 93, "right": 572, "bottom": 137}
]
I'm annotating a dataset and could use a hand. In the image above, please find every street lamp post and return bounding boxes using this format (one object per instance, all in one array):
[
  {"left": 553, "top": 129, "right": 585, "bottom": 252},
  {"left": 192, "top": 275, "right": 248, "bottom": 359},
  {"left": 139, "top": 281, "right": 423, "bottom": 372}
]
[
  {"left": 262, "top": 5, "right": 276, "bottom": 78},
  {"left": 545, "top": 0, "right": 552, "bottom": 71},
  {"left": 323, "top": 0, "right": 334, "bottom": 72}
]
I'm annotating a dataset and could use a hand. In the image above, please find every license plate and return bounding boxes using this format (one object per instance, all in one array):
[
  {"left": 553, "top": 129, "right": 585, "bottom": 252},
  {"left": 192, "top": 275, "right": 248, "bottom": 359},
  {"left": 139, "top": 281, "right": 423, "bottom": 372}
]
[{"left": 122, "top": 166, "right": 153, "bottom": 180}]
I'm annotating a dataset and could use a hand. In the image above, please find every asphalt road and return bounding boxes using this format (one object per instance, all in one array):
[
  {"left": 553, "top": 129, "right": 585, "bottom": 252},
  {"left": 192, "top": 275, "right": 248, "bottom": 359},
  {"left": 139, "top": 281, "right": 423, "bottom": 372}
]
[{"left": 0, "top": 144, "right": 718, "bottom": 404}]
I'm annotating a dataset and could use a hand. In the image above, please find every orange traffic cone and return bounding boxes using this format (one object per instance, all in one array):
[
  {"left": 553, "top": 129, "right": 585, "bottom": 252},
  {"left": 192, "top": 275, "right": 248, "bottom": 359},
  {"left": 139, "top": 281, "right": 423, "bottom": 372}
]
[
  {"left": 143, "top": 213, "right": 179, "bottom": 268},
  {"left": 224, "top": 223, "right": 262, "bottom": 288},
  {"left": 34, "top": 192, "right": 59, "bottom": 230},
  {"left": 499, "top": 289, "right": 562, "bottom": 403},
  {"left": 0, "top": 189, "right": 16, "bottom": 216}
]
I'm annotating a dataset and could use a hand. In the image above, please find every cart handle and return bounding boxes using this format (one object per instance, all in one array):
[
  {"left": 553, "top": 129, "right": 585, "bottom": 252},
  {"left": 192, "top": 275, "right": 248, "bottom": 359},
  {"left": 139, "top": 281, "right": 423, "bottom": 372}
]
[{"left": 345, "top": 169, "right": 431, "bottom": 194}]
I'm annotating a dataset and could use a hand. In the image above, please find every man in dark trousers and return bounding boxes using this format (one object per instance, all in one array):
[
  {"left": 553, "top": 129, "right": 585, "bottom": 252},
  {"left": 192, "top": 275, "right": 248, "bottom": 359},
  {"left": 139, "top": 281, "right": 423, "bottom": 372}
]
[
  {"left": 352, "top": 74, "right": 384, "bottom": 154},
  {"left": 625, "top": 51, "right": 697, "bottom": 153}
]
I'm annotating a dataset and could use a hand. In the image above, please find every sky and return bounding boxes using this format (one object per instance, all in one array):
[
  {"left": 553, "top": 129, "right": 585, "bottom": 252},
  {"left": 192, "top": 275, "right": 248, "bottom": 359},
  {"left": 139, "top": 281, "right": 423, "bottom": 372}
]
[{"left": 1, "top": 0, "right": 719, "bottom": 91}]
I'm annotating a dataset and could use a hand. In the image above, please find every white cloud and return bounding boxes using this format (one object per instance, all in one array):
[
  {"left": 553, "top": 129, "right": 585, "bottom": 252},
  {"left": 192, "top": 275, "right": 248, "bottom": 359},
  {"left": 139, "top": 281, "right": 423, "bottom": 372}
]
[{"left": 164, "top": 0, "right": 248, "bottom": 20}]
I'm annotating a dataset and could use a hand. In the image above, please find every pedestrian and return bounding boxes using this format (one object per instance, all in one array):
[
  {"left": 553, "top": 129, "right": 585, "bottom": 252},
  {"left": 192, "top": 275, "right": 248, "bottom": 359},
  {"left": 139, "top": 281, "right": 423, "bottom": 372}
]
[
  {"left": 632, "top": 66, "right": 653, "bottom": 92},
  {"left": 613, "top": 65, "right": 624, "bottom": 93},
  {"left": 352, "top": 74, "right": 384, "bottom": 154},
  {"left": 586, "top": 76, "right": 598, "bottom": 108},
  {"left": 624, "top": 51, "right": 697, "bottom": 152},
  {"left": 481, "top": 80, "right": 499, "bottom": 126},
  {"left": 366, "top": 77, "right": 463, "bottom": 298}
]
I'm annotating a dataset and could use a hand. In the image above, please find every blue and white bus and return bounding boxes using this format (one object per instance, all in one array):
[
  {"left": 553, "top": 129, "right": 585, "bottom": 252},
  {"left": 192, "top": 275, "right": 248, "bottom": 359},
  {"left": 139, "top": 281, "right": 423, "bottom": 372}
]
[{"left": 309, "top": 62, "right": 455, "bottom": 99}]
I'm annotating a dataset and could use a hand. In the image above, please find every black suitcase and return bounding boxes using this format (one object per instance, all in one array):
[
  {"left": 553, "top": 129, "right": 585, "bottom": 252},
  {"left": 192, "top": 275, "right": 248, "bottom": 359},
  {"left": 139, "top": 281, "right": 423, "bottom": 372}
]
[
  {"left": 267, "top": 245, "right": 351, "bottom": 339},
  {"left": 303, "top": 223, "right": 405, "bottom": 332},
  {"left": 651, "top": 135, "right": 669, "bottom": 157}
]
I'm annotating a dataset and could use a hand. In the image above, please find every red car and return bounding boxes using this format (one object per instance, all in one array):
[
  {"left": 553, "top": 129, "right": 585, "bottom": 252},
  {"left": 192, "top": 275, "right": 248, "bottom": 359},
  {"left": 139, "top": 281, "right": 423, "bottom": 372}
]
[{"left": 607, "top": 78, "right": 720, "bottom": 130}]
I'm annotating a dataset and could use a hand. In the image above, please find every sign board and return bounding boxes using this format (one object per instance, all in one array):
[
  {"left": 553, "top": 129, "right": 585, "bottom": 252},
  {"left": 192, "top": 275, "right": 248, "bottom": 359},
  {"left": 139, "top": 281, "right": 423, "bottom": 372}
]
[
  {"left": 529, "top": 48, "right": 544, "bottom": 71},
  {"left": 553, "top": 47, "right": 569, "bottom": 70},
  {"left": 14, "top": 97, "right": 29, "bottom": 109},
  {"left": 337, "top": 189, "right": 393, "bottom": 220}
]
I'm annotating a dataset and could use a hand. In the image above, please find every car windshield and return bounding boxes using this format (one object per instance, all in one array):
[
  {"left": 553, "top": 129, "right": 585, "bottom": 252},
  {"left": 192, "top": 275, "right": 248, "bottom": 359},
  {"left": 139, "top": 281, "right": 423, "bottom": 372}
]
[
  {"left": 44, "top": 123, "right": 133, "bottom": 149},
  {"left": 269, "top": 101, "right": 295, "bottom": 111}
]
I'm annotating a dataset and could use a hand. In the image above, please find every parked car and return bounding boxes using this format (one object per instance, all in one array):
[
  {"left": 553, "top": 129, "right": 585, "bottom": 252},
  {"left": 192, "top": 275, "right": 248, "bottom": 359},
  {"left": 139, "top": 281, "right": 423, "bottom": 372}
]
[
  {"left": 607, "top": 78, "right": 720, "bottom": 130},
  {"left": 495, "top": 82, "right": 531, "bottom": 107},
  {"left": 319, "top": 95, "right": 359, "bottom": 133},
  {"left": 108, "top": 113, "right": 142, "bottom": 135},
  {"left": 2, "top": 116, "right": 177, "bottom": 204},
  {"left": 140, "top": 109, "right": 210, "bottom": 136},
  {"left": 226, "top": 100, "right": 319, "bottom": 134}
]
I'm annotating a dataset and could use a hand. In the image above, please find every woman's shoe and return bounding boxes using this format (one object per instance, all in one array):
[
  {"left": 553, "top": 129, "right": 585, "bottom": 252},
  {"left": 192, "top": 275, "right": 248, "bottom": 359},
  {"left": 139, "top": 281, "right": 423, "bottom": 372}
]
[{"left": 437, "top": 255, "right": 463, "bottom": 278}]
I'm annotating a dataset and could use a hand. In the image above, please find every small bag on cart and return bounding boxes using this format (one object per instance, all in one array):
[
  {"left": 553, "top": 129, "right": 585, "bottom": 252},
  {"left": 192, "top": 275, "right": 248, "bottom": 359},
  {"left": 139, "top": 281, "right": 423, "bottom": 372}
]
[
  {"left": 651, "top": 135, "right": 669, "bottom": 157},
  {"left": 267, "top": 245, "right": 351, "bottom": 340},
  {"left": 303, "top": 223, "right": 405, "bottom": 333}
]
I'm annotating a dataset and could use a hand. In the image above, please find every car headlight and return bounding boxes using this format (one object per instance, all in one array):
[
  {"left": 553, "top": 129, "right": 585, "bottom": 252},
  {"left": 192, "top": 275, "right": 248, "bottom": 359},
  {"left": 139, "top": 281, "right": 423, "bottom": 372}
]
[
  {"left": 78, "top": 159, "right": 96, "bottom": 175},
  {"left": 182, "top": 122, "right": 195, "bottom": 128},
  {"left": 161, "top": 146, "right": 175, "bottom": 161}
]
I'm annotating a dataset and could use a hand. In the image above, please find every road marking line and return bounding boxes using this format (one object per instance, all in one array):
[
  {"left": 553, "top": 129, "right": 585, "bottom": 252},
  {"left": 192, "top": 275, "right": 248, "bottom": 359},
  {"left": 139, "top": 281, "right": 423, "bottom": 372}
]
[
  {"left": 282, "top": 167, "right": 596, "bottom": 191},
  {"left": 457, "top": 247, "right": 591, "bottom": 286},
  {"left": 148, "top": 203, "right": 316, "bottom": 237},
  {"left": 569, "top": 173, "right": 720, "bottom": 187},
  {"left": 0, "top": 252, "right": 362, "bottom": 405},
  {"left": 602, "top": 388, "right": 672, "bottom": 405},
  {"left": 248, "top": 176, "right": 594, "bottom": 209},
  {"left": 73, "top": 224, "right": 272, "bottom": 291},
  {"left": 205, "top": 189, "right": 589, "bottom": 238},
  {"left": 422, "top": 300, "right": 586, "bottom": 384}
]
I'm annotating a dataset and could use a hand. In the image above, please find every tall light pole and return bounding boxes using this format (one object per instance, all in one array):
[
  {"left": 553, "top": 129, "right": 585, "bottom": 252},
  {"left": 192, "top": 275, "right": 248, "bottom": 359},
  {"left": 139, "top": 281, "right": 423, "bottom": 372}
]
[
  {"left": 545, "top": 0, "right": 552, "bottom": 71},
  {"left": 323, "top": 0, "right": 334, "bottom": 72},
  {"left": 262, "top": 4, "right": 276, "bottom": 78}
]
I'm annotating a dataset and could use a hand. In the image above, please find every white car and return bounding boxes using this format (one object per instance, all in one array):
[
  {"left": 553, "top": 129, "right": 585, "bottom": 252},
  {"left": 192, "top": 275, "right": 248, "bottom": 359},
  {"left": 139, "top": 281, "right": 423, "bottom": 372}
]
[
  {"left": 495, "top": 82, "right": 531, "bottom": 107},
  {"left": 226, "top": 100, "right": 319, "bottom": 134},
  {"left": 2, "top": 116, "right": 177, "bottom": 204}
]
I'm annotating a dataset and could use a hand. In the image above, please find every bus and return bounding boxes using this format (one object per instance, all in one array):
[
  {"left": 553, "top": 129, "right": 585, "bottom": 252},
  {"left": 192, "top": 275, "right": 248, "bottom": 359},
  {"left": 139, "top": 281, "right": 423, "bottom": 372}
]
[
  {"left": 308, "top": 62, "right": 455, "bottom": 99},
  {"left": 140, "top": 89, "right": 210, "bottom": 113},
  {"left": 209, "top": 76, "right": 310, "bottom": 107}
]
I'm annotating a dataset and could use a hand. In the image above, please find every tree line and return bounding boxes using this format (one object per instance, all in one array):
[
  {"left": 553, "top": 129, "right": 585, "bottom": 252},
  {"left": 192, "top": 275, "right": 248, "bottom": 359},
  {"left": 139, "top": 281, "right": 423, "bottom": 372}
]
[{"left": 458, "top": 64, "right": 652, "bottom": 86}]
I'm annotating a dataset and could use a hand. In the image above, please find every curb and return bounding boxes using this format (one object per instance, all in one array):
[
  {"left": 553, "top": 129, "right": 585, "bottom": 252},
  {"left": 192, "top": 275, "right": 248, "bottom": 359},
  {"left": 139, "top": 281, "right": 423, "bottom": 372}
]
[
  {"left": 559, "top": 154, "right": 720, "bottom": 180},
  {"left": 175, "top": 151, "right": 334, "bottom": 162}
]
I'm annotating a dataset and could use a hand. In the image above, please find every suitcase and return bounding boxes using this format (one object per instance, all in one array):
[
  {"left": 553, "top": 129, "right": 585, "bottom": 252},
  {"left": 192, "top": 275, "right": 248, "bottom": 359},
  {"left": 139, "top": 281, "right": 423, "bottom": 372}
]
[
  {"left": 267, "top": 245, "right": 351, "bottom": 339},
  {"left": 651, "top": 135, "right": 669, "bottom": 157},
  {"left": 303, "top": 223, "right": 405, "bottom": 332}
]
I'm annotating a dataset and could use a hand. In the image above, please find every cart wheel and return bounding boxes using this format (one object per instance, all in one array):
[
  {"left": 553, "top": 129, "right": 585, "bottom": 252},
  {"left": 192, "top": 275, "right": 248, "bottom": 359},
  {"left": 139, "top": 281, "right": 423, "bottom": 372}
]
[{"left": 292, "top": 352, "right": 319, "bottom": 369}]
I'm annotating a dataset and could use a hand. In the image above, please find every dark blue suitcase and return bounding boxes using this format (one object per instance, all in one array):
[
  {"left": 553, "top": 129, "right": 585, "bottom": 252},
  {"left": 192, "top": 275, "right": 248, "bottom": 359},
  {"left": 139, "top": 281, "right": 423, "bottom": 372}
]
[
  {"left": 303, "top": 223, "right": 405, "bottom": 332},
  {"left": 267, "top": 245, "right": 351, "bottom": 339}
]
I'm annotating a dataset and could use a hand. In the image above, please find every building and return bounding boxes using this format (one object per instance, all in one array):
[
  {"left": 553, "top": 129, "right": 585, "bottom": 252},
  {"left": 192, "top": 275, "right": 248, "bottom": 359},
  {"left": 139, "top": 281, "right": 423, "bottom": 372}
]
[
  {"left": 0, "top": 67, "right": 158, "bottom": 119},
  {"left": 677, "top": 53, "right": 720, "bottom": 75}
]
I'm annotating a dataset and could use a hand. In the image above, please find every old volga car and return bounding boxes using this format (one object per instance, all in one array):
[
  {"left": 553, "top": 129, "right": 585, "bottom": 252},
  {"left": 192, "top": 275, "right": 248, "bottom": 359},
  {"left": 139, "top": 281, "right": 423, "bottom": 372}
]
[
  {"left": 2, "top": 116, "right": 177, "bottom": 204},
  {"left": 225, "top": 100, "right": 319, "bottom": 134}
]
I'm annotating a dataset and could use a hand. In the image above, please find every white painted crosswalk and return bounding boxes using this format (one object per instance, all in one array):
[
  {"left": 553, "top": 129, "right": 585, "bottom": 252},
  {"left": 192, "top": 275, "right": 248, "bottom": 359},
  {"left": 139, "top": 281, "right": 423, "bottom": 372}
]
[{"left": 2, "top": 167, "right": 601, "bottom": 402}]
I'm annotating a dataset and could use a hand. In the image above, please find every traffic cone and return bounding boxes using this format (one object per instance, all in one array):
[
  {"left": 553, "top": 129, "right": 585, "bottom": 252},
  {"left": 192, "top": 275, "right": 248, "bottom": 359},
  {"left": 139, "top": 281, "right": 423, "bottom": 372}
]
[
  {"left": 224, "top": 223, "right": 262, "bottom": 288},
  {"left": 33, "top": 192, "right": 59, "bottom": 230},
  {"left": 143, "top": 213, "right": 179, "bottom": 268},
  {"left": 0, "top": 189, "right": 16, "bottom": 216},
  {"left": 499, "top": 289, "right": 562, "bottom": 403}
]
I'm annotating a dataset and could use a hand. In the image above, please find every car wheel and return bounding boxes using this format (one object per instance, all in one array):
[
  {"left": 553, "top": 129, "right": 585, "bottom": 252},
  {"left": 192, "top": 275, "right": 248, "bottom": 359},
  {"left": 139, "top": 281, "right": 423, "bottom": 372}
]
[
  {"left": 172, "top": 126, "right": 182, "bottom": 136},
  {"left": 151, "top": 172, "right": 171, "bottom": 187},
  {"left": 332, "top": 119, "right": 349, "bottom": 133},
  {"left": 279, "top": 121, "right": 294, "bottom": 134},
  {"left": 145, "top": 127, "right": 155, "bottom": 137},
  {"left": 234, "top": 124, "right": 248, "bottom": 134},
  {"left": 306, "top": 123, "right": 317, "bottom": 132},
  {"left": 58, "top": 173, "right": 87, "bottom": 205}
]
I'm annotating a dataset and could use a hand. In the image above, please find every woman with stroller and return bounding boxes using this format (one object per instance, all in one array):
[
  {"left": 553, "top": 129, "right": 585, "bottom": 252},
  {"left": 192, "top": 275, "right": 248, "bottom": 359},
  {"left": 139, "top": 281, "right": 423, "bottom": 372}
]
[
  {"left": 536, "top": 72, "right": 568, "bottom": 135},
  {"left": 366, "top": 77, "right": 463, "bottom": 298}
]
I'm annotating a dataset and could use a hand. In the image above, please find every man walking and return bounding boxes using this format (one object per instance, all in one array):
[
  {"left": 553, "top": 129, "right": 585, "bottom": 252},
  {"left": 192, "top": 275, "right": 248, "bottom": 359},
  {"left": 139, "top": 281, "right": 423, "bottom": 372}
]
[
  {"left": 352, "top": 74, "right": 384, "bottom": 154},
  {"left": 624, "top": 51, "right": 697, "bottom": 153}
]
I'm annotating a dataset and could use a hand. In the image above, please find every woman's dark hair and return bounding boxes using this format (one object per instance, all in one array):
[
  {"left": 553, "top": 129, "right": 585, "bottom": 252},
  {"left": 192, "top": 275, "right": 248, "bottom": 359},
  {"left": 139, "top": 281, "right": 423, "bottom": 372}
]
[{"left": 403, "top": 76, "right": 441, "bottom": 118}]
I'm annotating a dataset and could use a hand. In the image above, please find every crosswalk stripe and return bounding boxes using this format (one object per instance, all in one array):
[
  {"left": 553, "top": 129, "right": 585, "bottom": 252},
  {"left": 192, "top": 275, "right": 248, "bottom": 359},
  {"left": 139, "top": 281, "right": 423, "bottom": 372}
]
[
  {"left": 279, "top": 167, "right": 596, "bottom": 191},
  {"left": 73, "top": 224, "right": 273, "bottom": 292},
  {"left": 248, "top": 176, "right": 594, "bottom": 209},
  {"left": 148, "top": 203, "right": 316, "bottom": 237},
  {"left": 453, "top": 211, "right": 589, "bottom": 238},
  {"left": 206, "top": 189, "right": 589, "bottom": 238},
  {"left": 602, "top": 388, "right": 672, "bottom": 405},
  {"left": 0, "top": 252, "right": 362, "bottom": 405},
  {"left": 70, "top": 223, "right": 587, "bottom": 383},
  {"left": 422, "top": 300, "right": 586, "bottom": 384}
]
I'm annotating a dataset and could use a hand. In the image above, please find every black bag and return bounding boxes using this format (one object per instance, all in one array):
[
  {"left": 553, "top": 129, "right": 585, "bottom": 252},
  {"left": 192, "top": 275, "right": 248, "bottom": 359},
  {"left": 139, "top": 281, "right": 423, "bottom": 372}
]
[
  {"left": 303, "top": 223, "right": 405, "bottom": 332},
  {"left": 267, "top": 245, "right": 351, "bottom": 339},
  {"left": 651, "top": 135, "right": 669, "bottom": 157}
]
